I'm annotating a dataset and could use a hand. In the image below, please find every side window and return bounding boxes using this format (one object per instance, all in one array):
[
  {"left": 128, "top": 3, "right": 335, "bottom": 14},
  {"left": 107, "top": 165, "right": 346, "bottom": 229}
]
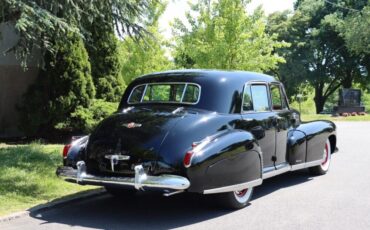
[
  {"left": 250, "top": 85, "right": 270, "bottom": 112},
  {"left": 183, "top": 84, "right": 200, "bottom": 103},
  {"left": 242, "top": 85, "right": 253, "bottom": 111},
  {"left": 128, "top": 85, "right": 146, "bottom": 103},
  {"left": 270, "top": 84, "right": 287, "bottom": 110}
]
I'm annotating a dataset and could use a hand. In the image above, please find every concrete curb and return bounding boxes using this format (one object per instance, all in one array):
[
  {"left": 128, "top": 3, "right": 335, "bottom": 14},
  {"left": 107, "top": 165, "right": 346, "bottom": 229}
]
[{"left": 0, "top": 188, "right": 106, "bottom": 223}]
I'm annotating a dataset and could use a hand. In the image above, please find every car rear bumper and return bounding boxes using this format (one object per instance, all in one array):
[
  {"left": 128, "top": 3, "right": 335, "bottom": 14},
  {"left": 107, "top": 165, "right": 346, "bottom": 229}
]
[{"left": 56, "top": 161, "right": 190, "bottom": 191}]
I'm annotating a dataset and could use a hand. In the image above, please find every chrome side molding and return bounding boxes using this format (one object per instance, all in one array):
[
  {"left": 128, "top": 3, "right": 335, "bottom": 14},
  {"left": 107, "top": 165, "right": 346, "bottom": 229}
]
[
  {"left": 203, "top": 178, "right": 263, "bottom": 194},
  {"left": 290, "top": 159, "right": 323, "bottom": 171},
  {"left": 263, "top": 163, "right": 290, "bottom": 179},
  {"left": 203, "top": 159, "right": 324, "bottom": 194}
]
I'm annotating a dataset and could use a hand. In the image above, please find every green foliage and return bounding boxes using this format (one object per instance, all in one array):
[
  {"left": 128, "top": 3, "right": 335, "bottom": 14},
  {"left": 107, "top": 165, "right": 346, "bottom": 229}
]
[
  {"left": 61, "top": 100, "right": 118, "bottom": 133},
  {"left": 172, "top": 0, "right": 288, "bottom": 72},
  {"left": 267, "top": 0, "right": 369, "bottom": 113},
  {"left": 0, "top": 0, "right": 153, "bottom": 67},
  {"left": 86, "top": 29, "right": 125, "bottom": 102},
  {"left": 290, "top": 99, "right": 316, "bottom": 115},
  {"left": 120, "top": 1, "right": 173, "bottom": 84},
  {"left": 18, "top": 34, "right": 95, "bottom": 136},
  {"left": 120, "top": 29, "right": 173, "bottom": 84},
  {"left": 0, "top": 143, "right": 95, "bottom": 216},
  {"left": 363, "top": 93, "right": 370, "bottom": 113},
  {"left": 333, "top": 3, "right": 370, "bottom": 55}
]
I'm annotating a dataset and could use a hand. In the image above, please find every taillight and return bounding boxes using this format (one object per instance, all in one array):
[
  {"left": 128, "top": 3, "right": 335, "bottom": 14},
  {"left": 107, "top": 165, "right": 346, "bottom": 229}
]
[
  {"left": 183, "top": 151, "right": 194, "bottom": 168},
  {"left": 63, "top": 144, "right": 71, "bottom": 158}
]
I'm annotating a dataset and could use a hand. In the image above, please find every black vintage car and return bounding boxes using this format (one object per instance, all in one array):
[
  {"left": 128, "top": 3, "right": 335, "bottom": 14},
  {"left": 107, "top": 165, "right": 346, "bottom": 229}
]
[{"left": 57, "top": 70, "right": 337, "bottom": 209}]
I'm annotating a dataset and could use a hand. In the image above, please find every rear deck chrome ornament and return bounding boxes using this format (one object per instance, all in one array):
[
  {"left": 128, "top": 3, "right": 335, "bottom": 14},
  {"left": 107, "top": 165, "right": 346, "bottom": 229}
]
[
  {"left": 105, "top": 155, "right": 131, "bottom": 171},
  {"left": 122, "top": 122, "right": 142, "bottom": 128}
]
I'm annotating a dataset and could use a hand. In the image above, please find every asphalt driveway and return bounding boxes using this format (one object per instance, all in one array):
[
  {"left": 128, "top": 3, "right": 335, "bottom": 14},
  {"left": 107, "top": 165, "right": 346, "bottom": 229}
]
[{"left": 1, "top": 122, "right": 370, "bottom": 230}]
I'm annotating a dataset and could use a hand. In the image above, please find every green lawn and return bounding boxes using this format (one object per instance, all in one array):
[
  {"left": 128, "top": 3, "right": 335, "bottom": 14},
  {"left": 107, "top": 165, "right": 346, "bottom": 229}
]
[
  {"left": 301, "top": 114, "right": 370, "bottom": 122},
  {"left": 0, "top": 143, "right": 96, "bottom": 216}
]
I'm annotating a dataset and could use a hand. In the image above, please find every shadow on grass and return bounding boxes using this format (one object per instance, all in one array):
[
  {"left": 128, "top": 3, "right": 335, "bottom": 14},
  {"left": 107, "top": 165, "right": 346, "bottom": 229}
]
[
  {"left": 28, "top": 170, "right": 313, "bottom": 229},
  {"left": 0, "top": 144, "right": 61, "bottom": 200}
]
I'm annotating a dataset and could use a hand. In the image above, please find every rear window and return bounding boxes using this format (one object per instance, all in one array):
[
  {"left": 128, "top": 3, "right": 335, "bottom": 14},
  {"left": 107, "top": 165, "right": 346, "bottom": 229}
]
[{"left": 128, "top": 83, "right": 200, "bottom": 104}]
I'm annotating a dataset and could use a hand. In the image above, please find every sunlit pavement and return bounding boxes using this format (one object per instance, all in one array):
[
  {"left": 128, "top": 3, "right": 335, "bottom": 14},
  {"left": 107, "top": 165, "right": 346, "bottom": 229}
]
[{"left": 1, "top": 122, "right": 370, "bottom": 230}]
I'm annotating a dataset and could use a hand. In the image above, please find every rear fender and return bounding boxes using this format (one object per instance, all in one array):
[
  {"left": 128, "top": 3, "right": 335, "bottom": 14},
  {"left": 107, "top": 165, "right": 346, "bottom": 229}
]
[
  {"left": 295, "top": 121, "right": 336, "bottom": 162},
  {"left": 65, "top": 136, "right": 89, "bottom": 167},
  {"left": 287, "top": 130, "right": 306, "bottom": 165},
  {"left": 186, "top": 130, "right": 262, "bottom": 193}
]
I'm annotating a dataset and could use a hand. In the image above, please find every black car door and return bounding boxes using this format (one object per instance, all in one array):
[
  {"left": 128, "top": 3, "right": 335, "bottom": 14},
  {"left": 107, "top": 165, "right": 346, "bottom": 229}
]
[
  {"left": 240, "top": 83, "right": 276, "bottom": 168},
  {"left": 269, "top": 83, "right": 291, "bottom": 166}
]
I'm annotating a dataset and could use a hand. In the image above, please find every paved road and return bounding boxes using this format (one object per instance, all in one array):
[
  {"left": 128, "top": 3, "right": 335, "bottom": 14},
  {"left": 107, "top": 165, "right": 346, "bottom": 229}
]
[{"left": 2, "top": 122, "right": 370, "bottom": 230}]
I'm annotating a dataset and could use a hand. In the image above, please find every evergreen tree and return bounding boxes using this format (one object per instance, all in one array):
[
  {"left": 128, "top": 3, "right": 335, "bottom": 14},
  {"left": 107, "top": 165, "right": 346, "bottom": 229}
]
[
  {"left": 0, "top": 0, "right": 153, "bottom": 68},
  {"left": 86, "top": 24, "right": 125, "bottom": 102},
  {"left": 18, "top": 34, "right": 95, "bottom": 136}
]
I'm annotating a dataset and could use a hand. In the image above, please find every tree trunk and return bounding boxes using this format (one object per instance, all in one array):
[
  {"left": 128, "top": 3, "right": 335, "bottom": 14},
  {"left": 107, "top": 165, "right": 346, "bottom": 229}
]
[
  {"left": 342, "top": 69, "right": 353, "bottom": 88},
  {"left": 314, "top": 84, "right": 325, "bottom": 114}
]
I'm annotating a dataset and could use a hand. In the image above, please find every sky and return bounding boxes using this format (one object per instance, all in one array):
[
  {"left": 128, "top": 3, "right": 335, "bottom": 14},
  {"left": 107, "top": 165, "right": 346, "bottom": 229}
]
[{"left": 159, "top": 0, "right": 295, "bottom": 39}]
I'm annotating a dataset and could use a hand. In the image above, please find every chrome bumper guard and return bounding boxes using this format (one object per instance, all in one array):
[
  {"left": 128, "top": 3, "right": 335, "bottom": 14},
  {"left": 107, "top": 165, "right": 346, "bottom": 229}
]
[{"left": 56, "top": 161, "right": 190, "bottom": 191}]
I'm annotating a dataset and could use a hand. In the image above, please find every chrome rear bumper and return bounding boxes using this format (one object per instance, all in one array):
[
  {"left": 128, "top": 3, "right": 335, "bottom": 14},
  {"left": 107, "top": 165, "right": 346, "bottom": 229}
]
[{"left": 56, "top": 161, "right": 190, "bottom": 191}]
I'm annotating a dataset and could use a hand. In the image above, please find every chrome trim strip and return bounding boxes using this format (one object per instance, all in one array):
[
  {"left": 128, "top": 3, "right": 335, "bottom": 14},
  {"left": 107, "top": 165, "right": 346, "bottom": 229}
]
[
  {"left": 262, "top": 160, "right": 323, "bottom": 179},
  {"left": 291, "top": 163, "right": 305, "bottom": 171},
  {"left": 304, "top": 159, "right": 323, "bottom": 168},
  {"left": 56, "top": 161, "right": 190, "bottom": 191},
  {"left": 262, "top": 163, "right": 290, "bottom": 179},
  {"left": 203, "top": 178, "right": 263, "bottom": 194},
  {"left": 127, "top": 82, "right": 202, "bottom": 105},
  {"left": 291, "top": 159, "right": 323, "bottom": 171}
]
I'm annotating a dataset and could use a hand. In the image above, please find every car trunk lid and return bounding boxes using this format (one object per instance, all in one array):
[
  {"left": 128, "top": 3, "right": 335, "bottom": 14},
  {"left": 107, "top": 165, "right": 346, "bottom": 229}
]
[{"left": 85, "top": 105, "right": 185, "bottom": 176}]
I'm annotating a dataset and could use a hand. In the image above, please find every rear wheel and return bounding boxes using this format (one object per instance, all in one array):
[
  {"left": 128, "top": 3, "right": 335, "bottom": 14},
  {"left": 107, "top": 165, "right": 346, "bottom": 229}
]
[
  {"left": 309, "top": 139, "right": 331, "bottom": 175},
  {"left": 216, "top": 187, "right": 254, "bottom": 209}
]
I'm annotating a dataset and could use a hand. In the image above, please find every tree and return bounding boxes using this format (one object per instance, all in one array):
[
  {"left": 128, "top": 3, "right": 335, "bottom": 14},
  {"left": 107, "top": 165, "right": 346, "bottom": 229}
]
[
  {"left": 268, "top": 0, "right": 369, "bottom": 113},
  {"left": 266, "top": 10, "right": 307, "bottom": 98},
  {"left": 171, "top": 0, "right": 288, "bottom": 72},
  {"left": 84, "top": 18, "right": 125, "bottom": 102},
  {"left": 0, "top": 0, "right": 153, "bottom": 67},
  {"left": 18, "top": 34, "right": 95, "bottom": 136},
  {"left": 120, "top": 0, "right": 173, "bottom": 84},
  {"left": 340, "top": 5, "right": 370, "bottom": 55}
]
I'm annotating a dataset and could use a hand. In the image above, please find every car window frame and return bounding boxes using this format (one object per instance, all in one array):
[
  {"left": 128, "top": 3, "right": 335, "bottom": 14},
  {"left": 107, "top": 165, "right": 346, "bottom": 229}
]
[
  {"left": 280, "top": 83, "right": 290, "bottom": 110},
  {"left": 241, "top": 81, "right": 272, "bottom": 114},
  {"left": 127, "top": 82, "right": 202, "bottom": 105},
  {"left": 269, "top": 82, "right": 290, "bottom": 111}
]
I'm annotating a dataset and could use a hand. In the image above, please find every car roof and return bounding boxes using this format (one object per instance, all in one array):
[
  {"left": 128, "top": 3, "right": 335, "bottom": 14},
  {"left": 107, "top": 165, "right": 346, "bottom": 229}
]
[
  {"left": 120, "top": 69, "right": 279, "bottom": 114},
  {"left": 137, "top": 69, "right": 276, "bottom": 85}
]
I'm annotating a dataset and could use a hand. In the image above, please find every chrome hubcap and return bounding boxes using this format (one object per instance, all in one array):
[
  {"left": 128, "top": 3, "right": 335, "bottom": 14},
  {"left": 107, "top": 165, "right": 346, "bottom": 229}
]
[{"left": 234, "top": 188, "right": 253, "bottom": 203}]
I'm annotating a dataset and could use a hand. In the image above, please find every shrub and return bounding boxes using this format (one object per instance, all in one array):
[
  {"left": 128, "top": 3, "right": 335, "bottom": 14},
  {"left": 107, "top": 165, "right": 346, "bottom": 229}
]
[
  {"left": 58, "top": 99, "right": 118, "bottom": 133},
  {"left": 86, "top": 29, "right": 126, "bottom": 102},
  {"left": 18, "top": 34, "right": 95, "bottom": 137}
]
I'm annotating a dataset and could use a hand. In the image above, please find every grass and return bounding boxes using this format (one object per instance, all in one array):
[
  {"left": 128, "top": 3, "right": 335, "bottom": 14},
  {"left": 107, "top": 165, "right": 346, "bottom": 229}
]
[
  {"left": 0, "top": 142, "right": 96, "bottom": 216},
  {"left": 301, "top": 114, "right": 370, "bottom": 122}
]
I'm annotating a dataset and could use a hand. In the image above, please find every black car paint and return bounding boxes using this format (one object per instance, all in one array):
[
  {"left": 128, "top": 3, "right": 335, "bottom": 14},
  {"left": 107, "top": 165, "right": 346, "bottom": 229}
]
[{"left": 65, "top": 70, "right": 337, "bottom": 193}]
